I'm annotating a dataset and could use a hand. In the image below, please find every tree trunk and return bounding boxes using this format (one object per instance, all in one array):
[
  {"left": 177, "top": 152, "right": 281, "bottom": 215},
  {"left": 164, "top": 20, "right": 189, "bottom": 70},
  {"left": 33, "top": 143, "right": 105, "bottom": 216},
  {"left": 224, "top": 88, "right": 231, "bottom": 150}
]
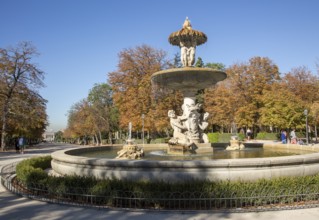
[
  {"left": 109, "top": 131, "right": 113, "bottom": 145},
  {"left": 1, "top": 115, "right": 7, "bottom": 151},
  {"left": 1, "top": 99, "right": 9, "bottom": 151},
  {"left": 98, "top": 131, "right": 102, "bottom": 146},
  {"left": 94, "top": 134, "right": 99, "bottom": 146}
]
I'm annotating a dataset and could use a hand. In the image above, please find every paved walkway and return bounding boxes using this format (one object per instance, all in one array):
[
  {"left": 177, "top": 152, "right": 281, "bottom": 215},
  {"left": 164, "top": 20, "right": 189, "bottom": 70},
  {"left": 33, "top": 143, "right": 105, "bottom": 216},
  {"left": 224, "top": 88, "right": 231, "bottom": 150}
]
[{"left": 1, "top": 143, "right": 319, "bottom": 220}]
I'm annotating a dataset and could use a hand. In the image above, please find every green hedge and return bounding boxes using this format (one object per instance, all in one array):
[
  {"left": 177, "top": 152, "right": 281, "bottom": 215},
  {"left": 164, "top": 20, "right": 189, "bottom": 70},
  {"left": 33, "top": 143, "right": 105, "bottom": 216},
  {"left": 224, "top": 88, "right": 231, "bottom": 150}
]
[
  {"left": 16, "top": 156, "right": 52, "bottom": 185},
  {"left": 255, "top": 132, "right": 279, "bottom": 140},
  {"left": 208, "top": 132, "right": 281, "bottom": 142},
  {"left": 207, "top": 133, "right": 219, "bottom": 143},
  {"left": 207, "top": 133, "right": 245, "bottom": 143}
]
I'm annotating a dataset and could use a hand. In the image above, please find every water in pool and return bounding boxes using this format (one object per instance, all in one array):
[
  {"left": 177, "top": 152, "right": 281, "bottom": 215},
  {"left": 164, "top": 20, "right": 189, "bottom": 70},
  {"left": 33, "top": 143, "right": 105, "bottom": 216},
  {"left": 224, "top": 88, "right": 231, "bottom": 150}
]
[{"left": 72, "top": 146, "right": 309, "bottom": 161}]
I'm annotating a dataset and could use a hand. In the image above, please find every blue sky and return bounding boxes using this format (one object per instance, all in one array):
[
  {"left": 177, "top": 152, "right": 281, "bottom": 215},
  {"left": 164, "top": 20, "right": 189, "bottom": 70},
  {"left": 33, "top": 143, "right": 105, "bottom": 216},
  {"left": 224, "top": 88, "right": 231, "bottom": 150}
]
[{"left": 1, "top": 0, "right": 319, "bottom": 131}]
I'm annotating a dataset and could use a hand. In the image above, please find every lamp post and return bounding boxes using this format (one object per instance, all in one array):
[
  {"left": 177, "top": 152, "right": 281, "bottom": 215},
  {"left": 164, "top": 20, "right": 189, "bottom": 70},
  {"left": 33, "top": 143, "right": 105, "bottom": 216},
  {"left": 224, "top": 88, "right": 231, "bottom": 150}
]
[
  {"left": 128, "top": 122, "right": 132, "bottom": 140},
  {"left": 142, "top": 114, "right": 145, "bottom": 148},
  {"left": 304, "top": 109, "right": 309, "bottom": 145}
]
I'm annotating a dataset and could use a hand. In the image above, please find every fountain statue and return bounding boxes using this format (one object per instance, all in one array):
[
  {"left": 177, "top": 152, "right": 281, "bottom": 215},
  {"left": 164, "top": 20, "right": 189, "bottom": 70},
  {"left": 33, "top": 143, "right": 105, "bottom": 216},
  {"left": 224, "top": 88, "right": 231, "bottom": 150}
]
[
  {"left": 116, "top": 122, "right": 144, "bottom": 159},
  {"left": 226, "top": 122, "right": 245, "bottom": 150},
  {"left": 152, "top": 17, "right": 227, "bottom": 154},
  {"left": 170, "top": 17, "right": 206, "bottom": 68}
]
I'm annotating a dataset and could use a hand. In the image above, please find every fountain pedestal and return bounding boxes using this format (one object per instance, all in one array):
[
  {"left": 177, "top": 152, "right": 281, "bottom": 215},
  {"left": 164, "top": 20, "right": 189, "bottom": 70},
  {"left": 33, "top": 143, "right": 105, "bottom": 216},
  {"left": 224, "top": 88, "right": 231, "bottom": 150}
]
[
  {"left": 195, "top": 143, "right": 214, "bottom": 153},
  {"left": 167, "top": 144, "right": 190, "bottom": 155},
  {"left": 152, "top": 68, "right": 226, "bottom": 155},
  {"left": 151, "top": 18, "right": 227, "bottom": 155}
]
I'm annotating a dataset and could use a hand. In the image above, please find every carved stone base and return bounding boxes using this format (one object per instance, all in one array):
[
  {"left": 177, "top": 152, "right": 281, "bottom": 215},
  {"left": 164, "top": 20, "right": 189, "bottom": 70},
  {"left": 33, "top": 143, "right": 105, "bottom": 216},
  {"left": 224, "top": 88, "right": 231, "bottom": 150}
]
[
  {"left": 167, "top": 144, "right": 191, "bottom": 155},
  {"left": 195, "top": 143, "right": 214, "bottom": 154},
  {"left": 167, "top": 143, "right": 214, "bottom": 155}
]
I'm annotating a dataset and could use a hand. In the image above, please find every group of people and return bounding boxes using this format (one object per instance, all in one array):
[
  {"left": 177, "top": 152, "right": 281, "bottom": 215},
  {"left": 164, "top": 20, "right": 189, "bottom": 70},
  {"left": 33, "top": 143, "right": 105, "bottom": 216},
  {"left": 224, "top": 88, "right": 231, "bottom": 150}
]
[
  {"left": 281, "top": 129, "right": 298, "bottom": 144},
  {"left": 244, "top": 128, "right": 300, "bottom": 144}
]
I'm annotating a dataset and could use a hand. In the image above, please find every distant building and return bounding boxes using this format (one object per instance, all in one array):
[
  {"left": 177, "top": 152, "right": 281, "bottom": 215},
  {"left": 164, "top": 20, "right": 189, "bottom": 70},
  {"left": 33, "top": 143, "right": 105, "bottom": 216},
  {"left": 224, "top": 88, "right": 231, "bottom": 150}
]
[{"left": 43, "top": 130, "right": 55, "bottom": 142}]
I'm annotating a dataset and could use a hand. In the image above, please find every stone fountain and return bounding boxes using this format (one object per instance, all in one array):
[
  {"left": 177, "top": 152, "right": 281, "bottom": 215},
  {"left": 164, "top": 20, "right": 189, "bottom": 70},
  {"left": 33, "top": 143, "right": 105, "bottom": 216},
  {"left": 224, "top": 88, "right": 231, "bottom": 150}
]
[
  {"left": 151, "top": 17, "right": 227, "bottom": 154},
  {"left": 51, "top": 18, "right": 319, "bottom": 183}
]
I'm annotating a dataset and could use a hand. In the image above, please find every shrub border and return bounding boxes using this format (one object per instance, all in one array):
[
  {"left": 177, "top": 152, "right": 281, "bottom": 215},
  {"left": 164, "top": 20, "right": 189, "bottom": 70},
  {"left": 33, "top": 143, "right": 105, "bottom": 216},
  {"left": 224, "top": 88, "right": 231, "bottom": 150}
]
[{"left": 3, "top": 156, "right": 318, "bottom": 211}]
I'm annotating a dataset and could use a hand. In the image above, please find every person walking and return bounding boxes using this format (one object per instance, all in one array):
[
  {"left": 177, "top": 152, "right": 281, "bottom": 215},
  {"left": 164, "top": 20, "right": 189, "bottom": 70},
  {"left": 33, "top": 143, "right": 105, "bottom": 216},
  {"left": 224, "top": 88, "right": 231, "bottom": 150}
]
[
  {"left": 246, "top": 128, "right": 252, "bottom": 140},
  {"left": 15, "top": 138, "right": 20, "bottom": 153},
  {"left": 281, "top": 130, "right": 287, "bottom": 144},
  {"left": 290, "top": 129, "right": 297, "bottom": 144},
  {"left": 18, "top": 137, "right": 25, "bottom": 154}
]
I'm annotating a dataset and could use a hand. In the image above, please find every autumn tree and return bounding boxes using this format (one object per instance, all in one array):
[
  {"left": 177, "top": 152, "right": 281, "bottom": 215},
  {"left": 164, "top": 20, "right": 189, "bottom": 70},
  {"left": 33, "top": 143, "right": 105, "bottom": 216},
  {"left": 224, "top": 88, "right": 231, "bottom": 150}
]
[
  {"left": 274, "top": 66, "right": 319, "bottom": 135},
  {"left": 0, "top": 42, "right": 46, "bottom": 150},
  {"left": 108, "top": 45, "right": 181, "bottom": 138},
  {"left": 204, "top": 79, "right": 237, "bottom": 132},
  {"left": 227, "top": 57, "right": 280, "bottom": 132},
  {"left": 282, "top": 66, "right": 319, "bottom": 105},
  {"left": 315, "top": 62, "right": 319, "bottom": 138},
  {"left": 87, "top": 83, "right": 118, "bottom": 144},
  {"left": 195, "top": 60, "right": 225, "bottom": 106},
  {"left": 8, "top": 89, "right": 47, "bottom": 140},
  {"left": 65, "top": 82, "right": 119, "bottom": 144},
  {"left": 260, "top": 82, "right": 306, "bottom": 129},
  {"left": 66, "top": 99, "right": 94, "bottom": 143},
  {"left": 310, "top": 102, "right": 319, "bottom": 141}
]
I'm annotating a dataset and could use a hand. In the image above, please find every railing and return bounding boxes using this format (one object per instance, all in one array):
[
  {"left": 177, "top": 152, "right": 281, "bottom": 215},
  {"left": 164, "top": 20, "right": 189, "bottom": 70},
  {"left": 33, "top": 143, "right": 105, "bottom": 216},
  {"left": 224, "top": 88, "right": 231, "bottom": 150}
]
[
  {"left": 1, "top": 163, "right": 319, "bottom": 212},
  {"left": 1, "top": 162, "right": 20, "bottom": 194}
]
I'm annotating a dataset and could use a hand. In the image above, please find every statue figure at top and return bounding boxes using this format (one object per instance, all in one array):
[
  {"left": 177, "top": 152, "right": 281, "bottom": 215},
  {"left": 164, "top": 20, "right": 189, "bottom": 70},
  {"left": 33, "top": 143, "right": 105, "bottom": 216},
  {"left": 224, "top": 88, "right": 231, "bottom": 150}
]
[
  {"left": 168, "top": 17, "right": 207, "bottom": 67},
  {"left": 182, "top": 17, "right": 192, "bottom": 29},
  {"left": 180, "top": 17, "right": 196, "bottom": 67},
  {"left": 180, "top": 41, "right": 195, "bottom": 67}
]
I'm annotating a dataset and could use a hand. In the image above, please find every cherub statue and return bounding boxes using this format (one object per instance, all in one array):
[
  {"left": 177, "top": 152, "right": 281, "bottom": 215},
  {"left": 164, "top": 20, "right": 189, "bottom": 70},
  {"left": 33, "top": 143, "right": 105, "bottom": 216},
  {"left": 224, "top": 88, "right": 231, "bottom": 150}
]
[
  {"left": 167, "top": 110, "right": 190, "bottom": 146},
  {"left": 199, "top": 112, "right": 209, "bottom": 143}
]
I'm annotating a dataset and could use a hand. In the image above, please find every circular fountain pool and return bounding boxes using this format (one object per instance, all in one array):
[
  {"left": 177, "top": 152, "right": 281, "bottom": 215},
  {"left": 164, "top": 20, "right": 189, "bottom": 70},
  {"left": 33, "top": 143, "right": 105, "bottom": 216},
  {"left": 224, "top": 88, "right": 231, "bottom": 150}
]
[
  {"left": 51, "top": 143, "right": 319, "bottom": 182},
  {"left": 71, "top": 145, "right": 309, "bottom": 160}
]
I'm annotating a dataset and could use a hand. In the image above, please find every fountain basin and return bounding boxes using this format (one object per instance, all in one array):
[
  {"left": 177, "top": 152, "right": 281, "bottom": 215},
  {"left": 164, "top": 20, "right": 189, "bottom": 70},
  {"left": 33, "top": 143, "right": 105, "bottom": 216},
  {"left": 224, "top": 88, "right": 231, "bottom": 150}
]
[
  {"left": 151, "top": 67, "right": 227, "bottom": 91},
  {"left": 51, "top": 143, "right": 319, "bottom": 182}
]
